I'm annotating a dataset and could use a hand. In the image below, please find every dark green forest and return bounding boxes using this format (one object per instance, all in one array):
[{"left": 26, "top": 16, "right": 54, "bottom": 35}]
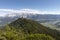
[{"left": 0, "top": 18, "right": 60, "bottom": 40}]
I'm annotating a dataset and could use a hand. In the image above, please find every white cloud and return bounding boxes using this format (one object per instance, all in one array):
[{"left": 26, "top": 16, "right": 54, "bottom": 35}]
[{"left": 0, "top": 8, "right": 60, "bottom": 17}]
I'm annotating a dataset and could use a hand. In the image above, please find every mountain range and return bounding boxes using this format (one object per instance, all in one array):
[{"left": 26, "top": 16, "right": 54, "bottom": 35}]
[
  {"left": 0, "top": 9, "right": 60, "bottom": 40},
  {"left": 0, "top": 13, "right": 60, "bottom": 27},
  {"left": 0, "top": 9, "right": 60, "bottom": 31}
]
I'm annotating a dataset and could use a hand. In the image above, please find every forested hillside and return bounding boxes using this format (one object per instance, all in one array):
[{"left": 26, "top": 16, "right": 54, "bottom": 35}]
[{"left": 0, "top": 18, "right": 60, "bottom": 40}]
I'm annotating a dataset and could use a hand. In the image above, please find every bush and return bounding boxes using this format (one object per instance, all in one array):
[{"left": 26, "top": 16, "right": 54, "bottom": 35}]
[{"left": 23, "top": 34, "right": 55, "bottom": 40}]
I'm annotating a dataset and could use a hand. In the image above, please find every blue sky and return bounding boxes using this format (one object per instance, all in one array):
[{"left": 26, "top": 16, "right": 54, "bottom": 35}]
[
  {"left": 0, "top": 0, "right": 60, "bottom": 15},
  {"left": 0, "top": 0, "right": 60, "bottom": 11}
]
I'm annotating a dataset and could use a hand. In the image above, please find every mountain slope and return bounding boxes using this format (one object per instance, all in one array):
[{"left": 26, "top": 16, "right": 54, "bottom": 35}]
[
  {"left": 7, "top": 18, "right": 60, "bottom": 40},
  {"left": 0, "top": 18, "right": 55, "bottom": 40}
]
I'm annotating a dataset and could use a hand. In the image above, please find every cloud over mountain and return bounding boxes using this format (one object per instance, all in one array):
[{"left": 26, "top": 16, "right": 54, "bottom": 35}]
[{"left": 0, "top": 9, "right": 60, "bottom": 17}]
